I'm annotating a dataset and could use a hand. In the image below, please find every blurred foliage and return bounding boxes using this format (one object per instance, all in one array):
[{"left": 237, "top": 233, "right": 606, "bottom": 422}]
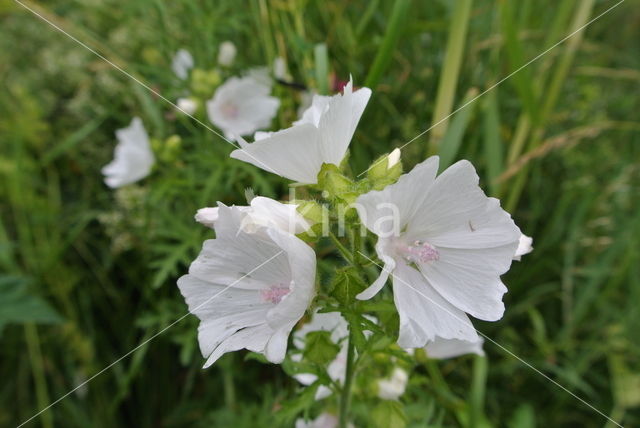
[{"left": 1, "top": 0, "right": 639, "bottom": 427}]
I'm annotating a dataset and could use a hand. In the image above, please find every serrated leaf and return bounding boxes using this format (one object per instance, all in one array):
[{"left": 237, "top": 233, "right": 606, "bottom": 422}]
[
  {"left": 371, "top": 400, "right": 407, "bottom": 428},
  {"left": 330, "top": 267, "right": 366, "bottom": 305},
  {"left": 304, "top": 330, "right": 340, "bottom": 365}
]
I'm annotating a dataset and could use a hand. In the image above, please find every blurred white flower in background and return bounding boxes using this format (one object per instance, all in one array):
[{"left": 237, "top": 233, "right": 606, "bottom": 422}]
[
  {"left": 206, "top": 74, "right": 280, "bottom": 139},
  {"left": 292, "top": 311, "right": 350, "bottom": 399},
  {"left": 296, "top": 413, "right": 347, "bottom": 428},
  {"left": 178, "top": 204, "right": 316, "bottom": 367},
  {"left": 424, "top": 336, "right": 485, "bottom": 359},
  {"left": 172, "top": 48, "right": 194, "bottom": 80},
  {"left": 377, "top": 367, "right": 409, "bottom": 400},
  {"left": 217, "top": 40, "right": 237, "bottom": 66},
  {"left": 195, "top": 196, "right": 312, "bottom": 234},
  {"left": 176, "top": 97, "right": 198, "bottom": 115},
  {"left": 102, "top": 117, "right": 154, "bottom": 188},
  {"left": 231, "top": 79, "right": 371, "bottom": 183},
  {"left": 356, "top": 156, "right": 523, "bottom": 348}
]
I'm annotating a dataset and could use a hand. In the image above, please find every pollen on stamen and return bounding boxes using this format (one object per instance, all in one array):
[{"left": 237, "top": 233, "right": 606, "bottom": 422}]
[
  {"left": 261, "top": 285, "right": 290, "bottom": 304},
  {"left": 399, "top": 240, "right": 440, "bottom": 263}
]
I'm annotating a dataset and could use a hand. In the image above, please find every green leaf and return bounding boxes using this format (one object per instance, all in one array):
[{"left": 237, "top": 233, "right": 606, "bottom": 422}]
[
  {"left": 330, "top": 267, "right": 366, "bottom": 306},
  {"left": 0, "top": 275, "right": 62, "bottom": 335},
  {"left": 371, "top": 400, "right": 407, "bottom": 428},
  {"left": 276, "top": 382, "right": 321, "bottom": 424},
  {"left": 303, "top": 331, "right": 340, "bottom": 365}
]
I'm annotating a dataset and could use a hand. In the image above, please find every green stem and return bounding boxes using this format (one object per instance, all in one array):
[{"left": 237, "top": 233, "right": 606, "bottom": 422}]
[
  {"left": 329, "top": 231, "right": 354, "bottom": 264},
  {"left": 338, "top": 328, "right": 356, "bottom": 428},
  {"left": 25, "top": 324, "right": 54, "bottom": 428}
]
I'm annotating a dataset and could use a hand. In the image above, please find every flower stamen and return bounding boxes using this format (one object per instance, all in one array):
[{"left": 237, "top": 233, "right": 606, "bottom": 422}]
[
  {"left": 261, "top": 284, "right": 290, "bottom": 304},
  {"left": 398, "top": 240, "right": 439, "bottom": 264}
]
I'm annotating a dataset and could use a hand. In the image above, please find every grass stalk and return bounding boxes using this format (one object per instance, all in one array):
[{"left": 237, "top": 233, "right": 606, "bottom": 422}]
[{"left": 427, "top": 0, "right": 473, "bottom": 155}]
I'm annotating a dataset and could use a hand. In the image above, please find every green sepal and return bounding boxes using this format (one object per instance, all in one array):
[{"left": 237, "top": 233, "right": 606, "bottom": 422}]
[{"left": 367, "top": 152, "right": 403, "bottom": 191}]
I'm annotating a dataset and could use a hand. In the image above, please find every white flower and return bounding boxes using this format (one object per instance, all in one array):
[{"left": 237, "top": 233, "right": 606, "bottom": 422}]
[
  {"left": 231, "top": 79, "right": 371, "bottom": 184},
  {"left": 295, "top": 413, "right": 344, "bottom": 428},
  {"left": 424, "top": 336, "right": 485, "bottom": 359},
  {"left": 176, "top": 97, "right": 198, "bottom": 115},
  {"left": 355, "top": 156, "right": 522, "bottom": 348},
  {"left": 217, "top": 40, "right": 237, "bottom": 66},
  {"left": 195, "top": 196, "right": 312, "bottom": 235},
  {"left": 513, "top": 234, "right": 533, "bottom": 261},
  {"left": 377, "top": 367, "right": 409, "bottom": 400},
  {"left": 178, "top": 204, "right": 316, "bottom": 367},
  {"left": 172, "top": 49, "right": 194, "bottom": 80},
  {"left": 292, "top": 311, "right": 349, "bottom": 399},
  {"left": 206, "top": 74, "right": 280, "bottom": 139},
  {"left": 101, "top": 117, "right": 154, "bottom": 188}
]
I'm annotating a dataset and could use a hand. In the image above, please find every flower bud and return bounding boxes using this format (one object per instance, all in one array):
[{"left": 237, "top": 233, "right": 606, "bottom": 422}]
[
  {"left": 367, "top": 149, "right": 403, "bottom": 190},
  {"left": 176, "top": 97, "right": 198, "bottom": 115},
  {"left": 190, "top": 69, "right": 221, "bottom": 97},
  {"left": 217, "top": 41, "right": 237, "bottom": 67}
]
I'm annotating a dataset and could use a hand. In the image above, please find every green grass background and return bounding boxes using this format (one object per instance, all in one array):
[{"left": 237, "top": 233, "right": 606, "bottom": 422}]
[{"left": 1, "top": 0, "right": 639, "bottom": 426}]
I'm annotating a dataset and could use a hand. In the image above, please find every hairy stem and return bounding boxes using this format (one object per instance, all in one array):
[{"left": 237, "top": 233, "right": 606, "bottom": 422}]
[{"left": 338, "top": 328, "right": 356, "bottom": 428}]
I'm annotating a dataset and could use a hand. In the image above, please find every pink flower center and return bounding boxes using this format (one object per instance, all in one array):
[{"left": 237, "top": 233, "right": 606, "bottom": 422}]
[
  {"left": 261, "top": 284, "right": 290, "bottom": 304},
  {"left": 397, "top": 240, "right": 439, "bottom": 264},
  {"left": 221, "top": 102, "right": 239, "bottom": 119}
]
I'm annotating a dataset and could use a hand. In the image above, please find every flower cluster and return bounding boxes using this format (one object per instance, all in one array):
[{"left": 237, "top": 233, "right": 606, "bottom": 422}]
[{"left": 99, "top": 47, "right": 532, "bottom": 423}]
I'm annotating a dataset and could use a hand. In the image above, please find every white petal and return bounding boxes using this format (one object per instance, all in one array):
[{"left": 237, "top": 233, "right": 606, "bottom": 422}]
[
  {"left": 230, "top": 123, "right": 323, "bottom": 183},
  {"left": 248, "top": 197, "right": 312, "bottom": 234},
  {"left": 177, "top": 275, "right": 268, "bottom": 356},
  {"left": 392, "top": 262, "right": 477, "bottom": 348},
  {"left": 203, "top": 324, "right": 272, "bottom": 368},
  {"left": 294, "top": 94, "right": 332, "bottom": 127},
  {"left": 424, "top": 336, "right": 485, "bottom": 359},
  {"left": 356, "top": 157, "right": 439, "bottom": 236},
  {"left": 418, "top": 243, "right": 515, "bottom": 321},
  {"left": 265, "top": 227, "right": 316, "bottom": 329},
  {"left": 264, "top": 325, "right": 293, "bottom": 363},
  {"left": 356, "top": 239, "right": 396, "bottom": 300},
  {"left": 513, "top": 234, "right": 533, "bottom": 260},
  {"left": 317, "top": 81, "right": 372, "bottom": 165},
  {"left": 387, "top": 148, "right": 401, "bottom": 168},
  {"left": 405, "top": 160, "right": 521, "bottom": 249},
  {"left": 232, "top": 79, "right": 371, "bottom": 184},
  {"left": 194, "top": 207, "right": 219, "bottom": 228}
]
